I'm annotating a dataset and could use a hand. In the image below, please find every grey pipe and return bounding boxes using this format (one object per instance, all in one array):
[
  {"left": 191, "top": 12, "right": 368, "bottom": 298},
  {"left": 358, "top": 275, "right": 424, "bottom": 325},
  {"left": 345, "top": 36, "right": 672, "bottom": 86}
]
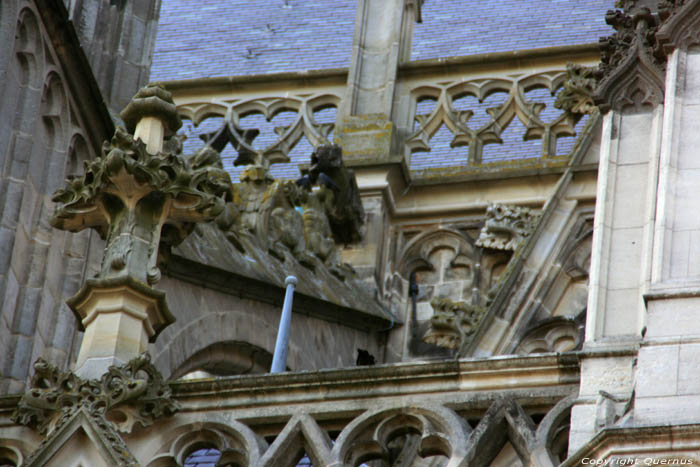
[{"left": 270, "top": 276, "right": 297, "bottom": 373}]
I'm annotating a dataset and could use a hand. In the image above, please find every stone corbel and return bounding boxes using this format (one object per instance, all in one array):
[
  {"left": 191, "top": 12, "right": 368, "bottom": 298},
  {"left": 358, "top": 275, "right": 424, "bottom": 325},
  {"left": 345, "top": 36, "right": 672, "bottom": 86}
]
[{"left": 554, "top": 64, "right": 599, "bottom": 116}]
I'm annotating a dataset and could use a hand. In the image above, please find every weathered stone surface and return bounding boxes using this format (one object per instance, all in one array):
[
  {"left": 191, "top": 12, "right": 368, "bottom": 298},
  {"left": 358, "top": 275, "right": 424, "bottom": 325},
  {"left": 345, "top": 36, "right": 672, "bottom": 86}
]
[
  {"left": 50, "top": 125, "right": 230, "bottom": 285},
  {"left": 422, "top": 297, "right": 486, "bottom": 353},
  {"left": 12, "top": 353, "right": 178, "bottom": 436},
  {"left": 476, "top": 203, "right": 541, "bottom": 251}
]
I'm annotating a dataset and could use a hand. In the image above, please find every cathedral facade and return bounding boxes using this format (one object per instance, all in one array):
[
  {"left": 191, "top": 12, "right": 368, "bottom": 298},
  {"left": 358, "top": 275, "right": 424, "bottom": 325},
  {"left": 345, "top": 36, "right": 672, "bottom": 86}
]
[{"left": 0, "top": 0, "right": 699, "bottom": 465}]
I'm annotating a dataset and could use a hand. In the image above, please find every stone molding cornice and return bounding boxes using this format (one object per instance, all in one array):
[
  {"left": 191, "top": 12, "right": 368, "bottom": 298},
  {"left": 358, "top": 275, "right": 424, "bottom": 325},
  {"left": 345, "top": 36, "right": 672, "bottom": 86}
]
[{"left": 169, "top": 354, "right": 580, "bottom": 412}]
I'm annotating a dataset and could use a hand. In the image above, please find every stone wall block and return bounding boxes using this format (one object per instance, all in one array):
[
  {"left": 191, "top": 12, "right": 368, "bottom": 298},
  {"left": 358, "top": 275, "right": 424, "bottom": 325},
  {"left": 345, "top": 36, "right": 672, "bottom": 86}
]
[
  {"left": 635, "top": 344, "right": 679, "bottom": 398},
  {"left": 579, "top": 356, "right": 635, "bottom": 398},
  {"left": 3, "top": 179, "right": 25, "bottom": 228},
  {"left": 0, "top": 269, "right": 20, "bottom": 330},
  {"left": 603, "top": 288, "right": 641, "bottom": 336},
  {"left": 6, "top": 334, "right": 34, "bottom": 382},
  {"left": 669, "top": 229, "right": 690, "bottom": 279},
  {"left": 17, "top": 89, "right": 41, "bottom": 135},
  {"left": 677, "top": 342, "right": 700, "bottom": 395},
  {"left": 646, "top": 298, "right": 700, "bottom": 338},
  {"left": 671, "top": 169, "right": 700, "bottom": 231},
  {"left": 126, "top": 17, "right": 147, "bottom": 64},
  {"left": 35, "top": 286, "right": 57, "bottom": 342},
  {"left": 15, "top": 286, "right": 40, "bottom": 336},
  {"left": 606, "top": 227, "right": 644, "bottom": 290},
  {"left": 51, "top": 304, "right": 76, "bottom": 351},
  {"left": 610, "top": 163, "right": 649, "bottom": 230},
  {"left": 681, "top": 51, "right": 700, "bottom": 106},
  {"left": 0, "top": 226, "right": 16, "bottom": 272}
]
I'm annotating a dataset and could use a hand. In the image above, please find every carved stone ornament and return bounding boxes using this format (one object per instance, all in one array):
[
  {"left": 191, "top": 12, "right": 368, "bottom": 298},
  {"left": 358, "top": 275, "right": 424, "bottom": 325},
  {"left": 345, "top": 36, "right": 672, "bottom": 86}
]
[
  {"left": 50, "top": 84, "right": 232, "bottom": 286},
  {"left": 422, "top": 297, "right": 486, "bottom": 352},
  {"left": 554, "top": 64, "right": 598, "bottom": 115},
  {"left": 594, "top": 1, "right": 684, "bottom": 112},
  {"left": 656, "top": 0, "right": 700, "bottom": 53},
  {"left": 216, "top": 144, "right": 363, "bottom": 280},
  {"left": 476, "top": 203, "right": 541, "bottom": 251},
  {"left": 12, "top": 353, "right": 179, "bottom": 436}
]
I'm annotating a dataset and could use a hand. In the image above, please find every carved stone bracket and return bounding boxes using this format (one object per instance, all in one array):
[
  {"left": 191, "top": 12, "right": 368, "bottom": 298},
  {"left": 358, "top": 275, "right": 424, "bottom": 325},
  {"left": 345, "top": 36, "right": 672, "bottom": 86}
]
[
  {"left": 12, "top": 353, "right": 179, "bottom": 436},
  {"left": 476, "top": 203, "right": 541, "bottom": 251},
  {"left": 422, "top": 297, "right": 486, "bottom": 352}
]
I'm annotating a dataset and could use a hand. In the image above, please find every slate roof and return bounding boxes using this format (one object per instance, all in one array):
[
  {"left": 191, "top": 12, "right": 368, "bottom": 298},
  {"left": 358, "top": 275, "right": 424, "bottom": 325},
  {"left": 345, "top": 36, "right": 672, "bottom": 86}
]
[
  {"left": 412, "top": 0, "right": 614, "bottom": 61},
  {"left": 151, "top": 0, "right": 614, "bottom": 81},
  {"left": 151, "top": 0, "right": 356, "bottom": 81}
]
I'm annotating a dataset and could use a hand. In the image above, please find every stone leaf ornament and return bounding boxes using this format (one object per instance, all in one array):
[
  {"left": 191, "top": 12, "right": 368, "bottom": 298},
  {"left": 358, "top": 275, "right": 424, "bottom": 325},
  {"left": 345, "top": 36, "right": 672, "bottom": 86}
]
[
  {"left": 595, "top": 0, "right": 686, "bottom": 111},
  {"left": 50, "top": 85, "right": 232, "bottom": 285},
  {"left": 554, "top": 63, "right": 598, "bottom": 115},
  {"left": 476, "top": 203, "right": 541, "bottom": 251},
  {"left": 12, "top": 353, "right": 179, "bottom": 436}
]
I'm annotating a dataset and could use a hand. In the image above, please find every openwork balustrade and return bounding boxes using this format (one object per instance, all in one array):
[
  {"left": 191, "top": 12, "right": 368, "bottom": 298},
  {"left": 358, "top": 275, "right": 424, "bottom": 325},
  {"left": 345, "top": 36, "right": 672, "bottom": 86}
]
[
  {"left": 406, "top": 70, "right": 580, "bottom": 166},
  {"left": 163, "top": 46, "right": 599, "bottom": 183}
]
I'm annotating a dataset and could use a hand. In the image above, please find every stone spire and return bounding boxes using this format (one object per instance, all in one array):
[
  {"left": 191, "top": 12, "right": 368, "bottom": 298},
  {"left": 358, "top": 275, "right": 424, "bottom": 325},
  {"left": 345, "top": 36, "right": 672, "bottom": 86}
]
[{"left": 50, "top": 84, "right": 232, "bottom": 378}]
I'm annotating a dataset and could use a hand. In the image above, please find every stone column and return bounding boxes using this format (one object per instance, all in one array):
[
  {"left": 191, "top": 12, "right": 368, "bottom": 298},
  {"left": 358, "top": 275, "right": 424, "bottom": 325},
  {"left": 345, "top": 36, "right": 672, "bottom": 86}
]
[
  {"left": 569, "top": 2, "right": 668, "bottom": 453},
  {"left": 633, "top": 0, "right": 700, "bottom": 427},
  {"left": 50, "top": 85, "right": 232, "bottom": 378},
  {"left": 336, "top": 0, "right": 421, "bottom": 298}
]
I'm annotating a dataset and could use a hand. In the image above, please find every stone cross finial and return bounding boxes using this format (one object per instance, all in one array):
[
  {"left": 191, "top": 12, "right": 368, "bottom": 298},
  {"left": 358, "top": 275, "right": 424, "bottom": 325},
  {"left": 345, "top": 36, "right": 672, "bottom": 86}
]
[{"left": 50, "top": 84, "right": 232, "bottom": 377}]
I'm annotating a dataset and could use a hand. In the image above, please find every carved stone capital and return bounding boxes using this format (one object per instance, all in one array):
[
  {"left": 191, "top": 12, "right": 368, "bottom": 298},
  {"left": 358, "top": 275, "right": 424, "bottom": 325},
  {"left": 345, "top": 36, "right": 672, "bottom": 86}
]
[
  {"left": 120, "top": 84, "right": 182, "bottom": 138},
  {"left": 476, "top": 203, "right": 540, "bottom": 251}
]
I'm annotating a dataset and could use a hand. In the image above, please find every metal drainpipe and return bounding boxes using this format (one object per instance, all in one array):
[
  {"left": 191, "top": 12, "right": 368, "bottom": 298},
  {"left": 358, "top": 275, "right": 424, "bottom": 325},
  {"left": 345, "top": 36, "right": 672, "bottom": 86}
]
[{"left": 270, "top": 276, "right": 297, "bottom": 373}]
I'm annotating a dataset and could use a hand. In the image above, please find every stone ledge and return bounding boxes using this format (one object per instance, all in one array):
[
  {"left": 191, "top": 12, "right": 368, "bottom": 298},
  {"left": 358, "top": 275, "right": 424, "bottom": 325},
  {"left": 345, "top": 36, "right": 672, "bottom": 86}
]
[
  {"left": 169, "top": 353, "right": 579, "bottom": 414},
  {"left": 562, "top": 423, "right": 700, "bottom": 466},
  {"left": 644, "top": 284, "right": 700, "bottom": 302}
]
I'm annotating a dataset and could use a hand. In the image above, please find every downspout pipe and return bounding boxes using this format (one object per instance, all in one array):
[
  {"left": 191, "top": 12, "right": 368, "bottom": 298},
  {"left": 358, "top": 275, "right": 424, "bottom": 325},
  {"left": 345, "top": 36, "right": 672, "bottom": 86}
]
[{"left": 270, "top": 276, "right": 297, "bottom": 373}]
